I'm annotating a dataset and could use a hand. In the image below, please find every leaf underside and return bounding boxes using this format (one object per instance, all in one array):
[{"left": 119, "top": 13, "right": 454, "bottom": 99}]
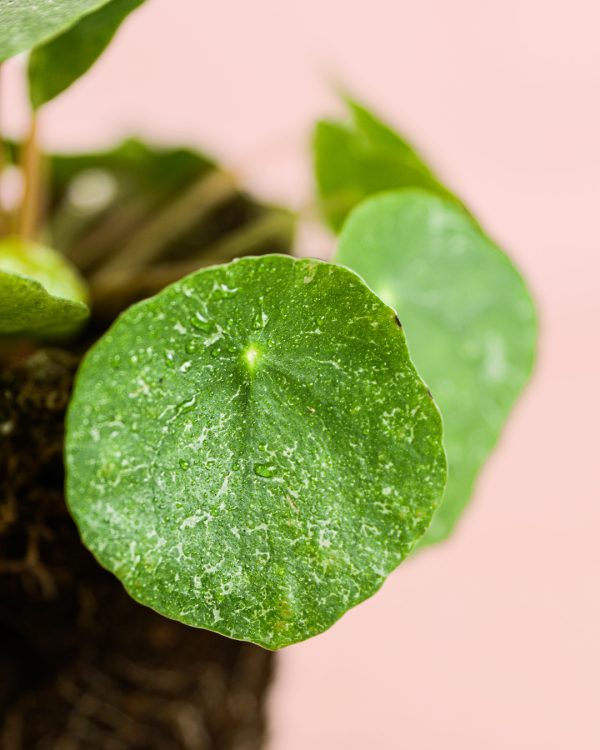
[
  {"left": 66, "top": 255, "right": 446, "bottom": 648},
  {"left": 28, "top": 0, "right": 146, "bottom": 108},
  {"left": 0, "top": 0, "right": 113, "bottom": 61},
  {"left": 336, "top": 191, "right": 537, "bottom": 544}
]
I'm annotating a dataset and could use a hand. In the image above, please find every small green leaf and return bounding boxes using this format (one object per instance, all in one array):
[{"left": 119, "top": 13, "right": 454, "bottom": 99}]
[
  {"left": 28, "top": 0, "right": 146, "bottom": 109},
  {"left": 0, "top": 0, "right": 115, "bottom": 62},
  {"left": 66, "top": 255, "right": 446, "bottom": 648},
  {"left": 336, "top": 191, "right": 537, "bottom": 545},
  {"left": 0, "top": 236, "right": 89, "bottom": 337},
  {"left": 314, "top": 97, "right": 454, "bottom": 231}
]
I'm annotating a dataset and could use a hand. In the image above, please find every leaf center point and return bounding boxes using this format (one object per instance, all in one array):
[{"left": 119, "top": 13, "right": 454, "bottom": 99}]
[{"left": 244, "top": 344, "right": 260, "bottom": 370}]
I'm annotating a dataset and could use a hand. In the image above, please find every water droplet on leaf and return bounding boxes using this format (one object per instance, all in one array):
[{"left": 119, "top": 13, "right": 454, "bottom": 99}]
[
  {"left": 190, "top": 315, "right": 212, "bottom": 332},
  {"left": 254, "top": 463, "right": 276, "bottom": 478}
]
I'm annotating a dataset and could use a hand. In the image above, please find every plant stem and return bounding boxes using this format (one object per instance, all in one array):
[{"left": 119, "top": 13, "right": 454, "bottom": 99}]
[
  {"left": 0, "top": 62, "right": 7, "bottom": 236},
  {"left": 19, "top": 115, "right": 41, "bottom": 242}
]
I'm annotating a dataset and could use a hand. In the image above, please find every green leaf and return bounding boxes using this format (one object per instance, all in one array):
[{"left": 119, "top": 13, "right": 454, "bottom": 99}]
[
  {"left": 46, "top": 139, "right": 216, "bottom": 255},
  {"left": 315, "top": 98, "right": 538, "bottom": 544},
  {"left": 65, "top": 255, "right": 446, "bottom": 648},
  {"left": 28, "top": 0, "right": 146, "bottom": 109},
  {"left": 336, "top": 191, "right": 537, "bottom": 545},
  {"left": 0, "top": 236, "right": 89, "bottom": 337},
  {"left": 314, "top": 97, "right": 454, "bottom": 231},
  {"left": 0, "top": 0, "right": 115, "bottom": 62},
  {"left": 44, "top": 138, "right": 294, "bottom": 265}
]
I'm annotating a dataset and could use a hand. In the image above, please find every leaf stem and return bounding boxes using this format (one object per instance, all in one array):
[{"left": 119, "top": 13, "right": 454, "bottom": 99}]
[
  {"left": 18, "top": 114, "right": 42, "bottom": 241},
  {"left": 0, "top": 62, "right": 7, "bottom": 236}
]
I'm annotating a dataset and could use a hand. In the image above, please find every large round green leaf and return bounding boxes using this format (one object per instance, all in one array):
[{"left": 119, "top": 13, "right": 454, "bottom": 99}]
[
  {"left": 66, "top": 255, "right": 446, "bottom": 648},
  {"left": 0, "top": 237, "right": 89, "bottom": 337},
  {"left": 336, "top": 191, "right": 537, "bottom": 545}
]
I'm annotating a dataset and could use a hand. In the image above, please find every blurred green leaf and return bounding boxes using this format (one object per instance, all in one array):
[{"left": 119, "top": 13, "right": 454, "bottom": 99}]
[
  {"left": 314, "top": 97, "right": 454, "bottom": 231},
  {"left": 336, "top": 191, "right": 537, "bottom": 544},
  {"left": 46, "top": 139, "right": 295, "bottom": 264},
  {"left": 45, "top": 138, "right": 216, "bottom": 260},
  {"left": 0, "top": 0, "right": 114, "bottom": 62},
  {"left": 41, "top": 139, "right": 295, "bottom": 318},
  {"left": 0, "top": 236, "right": 89, "bottom": 337},
  {"left": 66, "top": 255, "right": 446, "bottom": 648},
  {"left": 28, "top": 0, "right": 146, "bottom": 108}
]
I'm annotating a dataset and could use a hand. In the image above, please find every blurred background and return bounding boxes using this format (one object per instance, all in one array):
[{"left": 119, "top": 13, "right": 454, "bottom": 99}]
[{"left": 4, "top": 0, "right": 598, "bottom": 747}]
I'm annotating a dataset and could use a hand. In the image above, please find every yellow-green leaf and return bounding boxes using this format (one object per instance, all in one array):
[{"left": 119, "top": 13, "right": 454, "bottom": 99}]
[{"left": 0, "top": 237, "right": 89, "bottom": 337}]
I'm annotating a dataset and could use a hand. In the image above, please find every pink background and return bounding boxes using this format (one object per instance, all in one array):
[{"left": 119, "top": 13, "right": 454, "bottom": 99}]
[{"left": 4, "top": 1, "right": 599, "bottom": 747}]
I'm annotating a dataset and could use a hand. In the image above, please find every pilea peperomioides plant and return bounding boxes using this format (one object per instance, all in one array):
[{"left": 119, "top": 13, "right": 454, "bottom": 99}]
[{"left": 0, "top": 2, "right": 536, "bottom": 748}]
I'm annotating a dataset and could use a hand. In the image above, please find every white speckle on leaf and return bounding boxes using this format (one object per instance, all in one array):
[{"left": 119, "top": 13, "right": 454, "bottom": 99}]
[
  {"left": 181, "top": 515, "right": 201, "bottom": 529},
  {"left": 483, "top": 334, "right": 508, "bottom": 382}
]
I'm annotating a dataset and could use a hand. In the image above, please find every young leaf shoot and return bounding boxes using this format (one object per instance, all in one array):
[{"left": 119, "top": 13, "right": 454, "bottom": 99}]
[
  {"left": 314, "top": 97, "right": 455, "bottom": 231},
  {"left": 66, "top": 255, "right": 446, "bottom": 649}
]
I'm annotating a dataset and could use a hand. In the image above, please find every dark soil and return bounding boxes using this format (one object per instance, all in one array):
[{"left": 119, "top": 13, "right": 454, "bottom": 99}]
[{"left": 0, "top": 348, "right": 274, "bottom": 750}]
